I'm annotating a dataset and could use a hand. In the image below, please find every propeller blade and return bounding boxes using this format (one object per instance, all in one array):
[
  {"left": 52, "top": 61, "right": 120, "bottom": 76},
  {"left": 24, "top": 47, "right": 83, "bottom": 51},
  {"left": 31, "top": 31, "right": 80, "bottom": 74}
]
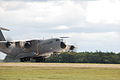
[{"left": 60, "top": 37, "right": 69, "bottom": 38}]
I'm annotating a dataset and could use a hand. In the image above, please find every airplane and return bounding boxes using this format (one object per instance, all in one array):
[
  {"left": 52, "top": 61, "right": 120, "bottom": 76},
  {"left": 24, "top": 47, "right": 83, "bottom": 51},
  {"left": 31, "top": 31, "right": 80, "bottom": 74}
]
[{"left": 0, "top": 27, "right": 75, "bottom": 62}]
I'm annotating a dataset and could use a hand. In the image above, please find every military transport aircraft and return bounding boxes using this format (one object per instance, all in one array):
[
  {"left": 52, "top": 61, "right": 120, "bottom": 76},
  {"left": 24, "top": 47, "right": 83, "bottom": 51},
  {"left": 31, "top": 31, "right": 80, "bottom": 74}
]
[{"left": 0, "top": 27, "right": 75, "bottom": 62}]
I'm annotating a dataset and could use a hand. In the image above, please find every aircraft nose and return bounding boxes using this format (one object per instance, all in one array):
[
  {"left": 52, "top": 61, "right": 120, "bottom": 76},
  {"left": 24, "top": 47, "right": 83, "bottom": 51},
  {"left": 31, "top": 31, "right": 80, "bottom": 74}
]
[{"left": 60, "top": 42, "right": 66, "bottom": 49}]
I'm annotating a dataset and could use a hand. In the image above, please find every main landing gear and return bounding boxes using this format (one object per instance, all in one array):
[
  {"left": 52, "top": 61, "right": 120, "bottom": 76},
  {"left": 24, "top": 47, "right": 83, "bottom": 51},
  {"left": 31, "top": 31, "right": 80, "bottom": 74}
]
[{"left": 20, "top": 56, "right": 45, "bottom": 62}]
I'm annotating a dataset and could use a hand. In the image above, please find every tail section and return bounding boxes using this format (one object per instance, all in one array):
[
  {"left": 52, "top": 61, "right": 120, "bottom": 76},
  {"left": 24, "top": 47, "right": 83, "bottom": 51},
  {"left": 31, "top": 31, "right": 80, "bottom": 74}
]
[{"left": 0, "top": 27, "right": 10, "bottom": 41}]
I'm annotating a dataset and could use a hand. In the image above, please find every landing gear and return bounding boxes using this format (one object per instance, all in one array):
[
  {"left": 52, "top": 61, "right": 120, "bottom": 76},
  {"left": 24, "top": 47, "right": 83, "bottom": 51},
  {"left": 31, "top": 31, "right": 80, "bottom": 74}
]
[
  {"left": 20, "top": 57, "right": 30, "bottom": 62},
  {"left": 33, "top": 57, "right": 45, "bottom": 62},
  {"left": 20, "top": 56, "right": 45, "bottom": 62}
]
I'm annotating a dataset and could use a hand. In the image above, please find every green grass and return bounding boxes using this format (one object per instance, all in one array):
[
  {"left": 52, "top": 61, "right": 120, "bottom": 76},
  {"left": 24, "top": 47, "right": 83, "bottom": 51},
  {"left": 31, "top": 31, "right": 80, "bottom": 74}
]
[{"left": 0, "top": 65, "right": 120, "bottom": 80}]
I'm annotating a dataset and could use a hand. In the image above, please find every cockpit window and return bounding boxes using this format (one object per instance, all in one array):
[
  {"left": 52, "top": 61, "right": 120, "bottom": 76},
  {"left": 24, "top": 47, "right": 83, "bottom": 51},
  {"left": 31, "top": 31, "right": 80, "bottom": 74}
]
[{"left": 56, "top": 39, "right": 60, "bottom": 41}]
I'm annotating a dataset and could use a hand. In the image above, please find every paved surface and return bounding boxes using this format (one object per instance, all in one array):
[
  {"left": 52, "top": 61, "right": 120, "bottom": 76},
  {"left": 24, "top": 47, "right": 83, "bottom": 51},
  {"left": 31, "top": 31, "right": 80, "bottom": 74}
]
[{"left": 0, "top": 63, "right": 120, "bottom": 68}]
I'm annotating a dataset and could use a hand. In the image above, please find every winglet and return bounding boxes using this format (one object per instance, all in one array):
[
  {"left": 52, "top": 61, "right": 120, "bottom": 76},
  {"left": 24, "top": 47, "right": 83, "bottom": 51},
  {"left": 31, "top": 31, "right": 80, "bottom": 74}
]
[{"left": 0, "top": 27, "right": 10, "bottom": 31}]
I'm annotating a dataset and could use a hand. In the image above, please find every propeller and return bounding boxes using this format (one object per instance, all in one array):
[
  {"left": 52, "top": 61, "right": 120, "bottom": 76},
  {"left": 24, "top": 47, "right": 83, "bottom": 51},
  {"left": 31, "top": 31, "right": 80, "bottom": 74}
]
[
  {"left": 6, "top": 42, "right": 11, "bottom": 48},
  {"left": 60, "top": 37, "right": 69, "bottom": 38},
  {"left": 70, "top": 45, "right": 75, "bottom": 50},
  {"left": 60, "top": 36, "right": 70, "bottom": 42},
  {"left": 72, "top": 43, "right": 78, "bottom": 52},
  {"left": 5, "top": 36, "right": 13, "bottom": 48},
  {"left": 24, "top": 41, "right": 31, "bottom": 48}
]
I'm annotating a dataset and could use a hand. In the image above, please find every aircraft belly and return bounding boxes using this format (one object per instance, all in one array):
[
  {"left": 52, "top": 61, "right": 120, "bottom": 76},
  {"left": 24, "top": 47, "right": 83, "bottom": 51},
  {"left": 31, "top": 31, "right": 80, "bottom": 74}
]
[{"left": 15, "top": 52, "right": 37, "bottom": 58}]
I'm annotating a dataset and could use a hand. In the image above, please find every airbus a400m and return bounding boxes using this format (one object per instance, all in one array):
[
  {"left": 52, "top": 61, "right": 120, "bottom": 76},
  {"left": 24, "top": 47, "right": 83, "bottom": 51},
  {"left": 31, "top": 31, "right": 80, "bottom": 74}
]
[{"left": 0, "top": 27, "right": 75, "bottom": 62}]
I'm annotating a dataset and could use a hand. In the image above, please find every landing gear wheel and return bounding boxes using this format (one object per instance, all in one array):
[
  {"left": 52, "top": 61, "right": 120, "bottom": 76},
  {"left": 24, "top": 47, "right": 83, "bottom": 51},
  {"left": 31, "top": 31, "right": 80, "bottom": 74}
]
[
  {"left": 20, "top": 57, "right": 30, "bottom": 62},
  {"left": 33, "top": 57, "right": 45, "bottom": 62}
]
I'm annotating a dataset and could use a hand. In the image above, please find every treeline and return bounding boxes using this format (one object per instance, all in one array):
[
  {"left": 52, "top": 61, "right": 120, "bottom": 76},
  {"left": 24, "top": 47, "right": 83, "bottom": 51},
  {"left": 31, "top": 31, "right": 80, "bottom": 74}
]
[{"left": 45, "top": 52, "right": 120, "bottom": 64}]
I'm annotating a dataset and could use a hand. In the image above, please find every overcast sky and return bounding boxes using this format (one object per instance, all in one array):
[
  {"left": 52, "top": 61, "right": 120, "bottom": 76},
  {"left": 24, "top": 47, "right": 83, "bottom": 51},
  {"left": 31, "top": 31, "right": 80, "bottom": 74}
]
[{"left": 0, "top": 0, "right": 120, "bottom": 59}]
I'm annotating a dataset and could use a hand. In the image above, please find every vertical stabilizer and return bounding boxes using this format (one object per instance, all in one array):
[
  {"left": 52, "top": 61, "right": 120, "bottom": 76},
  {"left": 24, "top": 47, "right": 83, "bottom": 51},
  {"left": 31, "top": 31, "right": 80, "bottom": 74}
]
[{"left": 0, "top": 27, "right": 10, "bottom": 41}]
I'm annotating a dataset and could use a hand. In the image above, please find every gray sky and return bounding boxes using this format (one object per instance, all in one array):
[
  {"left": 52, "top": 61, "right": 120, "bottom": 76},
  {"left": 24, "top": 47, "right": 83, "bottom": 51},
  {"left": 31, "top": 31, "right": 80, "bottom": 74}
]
[{"left": 0, "top": 0, "right": 120, "bottom": 59}]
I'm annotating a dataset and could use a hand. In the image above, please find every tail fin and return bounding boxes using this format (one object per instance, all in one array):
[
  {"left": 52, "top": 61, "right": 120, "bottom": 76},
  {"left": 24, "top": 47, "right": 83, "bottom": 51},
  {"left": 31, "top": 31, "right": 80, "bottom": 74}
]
[{"left": 0, "top": 27, "right": 10, "bottom": 41}]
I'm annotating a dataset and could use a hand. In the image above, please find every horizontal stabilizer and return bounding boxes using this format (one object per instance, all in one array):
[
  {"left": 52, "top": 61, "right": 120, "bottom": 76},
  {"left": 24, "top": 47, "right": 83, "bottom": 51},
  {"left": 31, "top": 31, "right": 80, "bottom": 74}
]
[{"left": 0, "top": 27, "right": 10, "bottom": 31}]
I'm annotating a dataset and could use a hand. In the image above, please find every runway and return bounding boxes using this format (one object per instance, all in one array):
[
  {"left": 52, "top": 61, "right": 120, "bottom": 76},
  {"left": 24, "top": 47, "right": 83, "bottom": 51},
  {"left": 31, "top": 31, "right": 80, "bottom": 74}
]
[{"left": 0, "top": 63, "right": 120, "bottom": 68}]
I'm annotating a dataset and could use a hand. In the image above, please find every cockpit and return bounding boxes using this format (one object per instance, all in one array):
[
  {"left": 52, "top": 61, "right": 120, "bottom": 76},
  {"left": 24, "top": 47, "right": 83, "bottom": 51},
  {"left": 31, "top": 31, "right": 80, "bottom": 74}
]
[
  {"left": 56, "top": 39, "right": 60, "bottom": 42},
  {"left": 55, "top": 38, "right": 63, "bottom": 42}
]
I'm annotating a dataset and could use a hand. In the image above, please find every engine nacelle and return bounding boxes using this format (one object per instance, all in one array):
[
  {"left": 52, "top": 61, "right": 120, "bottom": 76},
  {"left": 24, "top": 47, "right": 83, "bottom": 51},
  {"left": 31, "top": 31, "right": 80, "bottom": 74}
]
[
  {"left": 24, "top": 41, "right": 31, "bottom": 49},
  {"left": 70, "top": 45, "right": 75, "bottom": 50},
  {"left": 6, "top": 42, "right": 11, "bottom": 48}
]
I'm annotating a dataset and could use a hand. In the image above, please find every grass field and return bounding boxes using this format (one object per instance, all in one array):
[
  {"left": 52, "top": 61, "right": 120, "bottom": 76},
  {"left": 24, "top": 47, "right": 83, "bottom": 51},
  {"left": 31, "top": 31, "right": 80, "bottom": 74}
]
[{"left": 0, "top": 63, "right": 120, "bottom": 80}]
